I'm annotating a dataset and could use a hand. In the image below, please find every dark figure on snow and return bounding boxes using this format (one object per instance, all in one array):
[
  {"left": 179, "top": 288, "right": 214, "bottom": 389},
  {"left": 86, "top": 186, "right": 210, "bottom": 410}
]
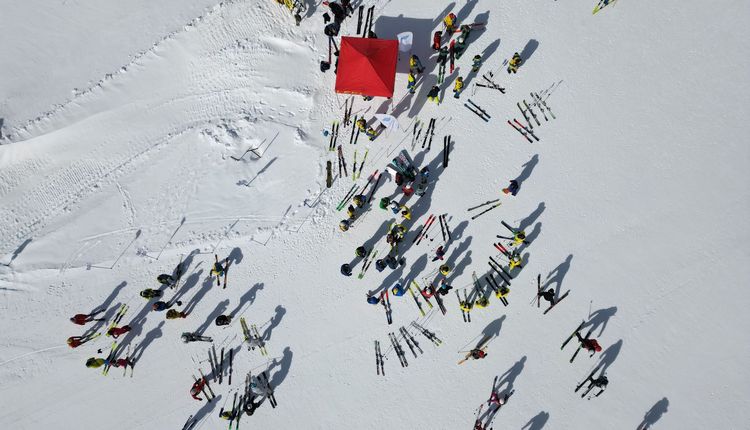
[
  {"left": 432, "top": 246, "right": 445, "bottom": 262},
  {"left": 538, "top": 289, "right": 556, "bottom": 306},
  {"left": 107, "top": 325, "right": 131, "bottom": 339},
  {"left": 576, "top": 332, "right": 603, "bottom": 354},
  {"left": 167, "top": 309, "right": 188, "bottom": 319},
  {"left": 215, "top": 315, "right": 232, "bottom": 326},
  {"left": 140, "top": 288, "right": 163, "bottom": 299},
  {"left": 67, "top": 333, "right": 99, "bottom": 348},
  {"left": 508, "top": 52, "right": 522, "bottom": 74},
  {"left": 503, "top": 180, "right": 520, "bottom": 196},
  {"left": 153, "top": 300, "right": 181, "bottom": 312},
  {"left": 190, "top": 378, "right": 206, "bottom": 401},
  {"left": 341, "top": 263, "right": 352, "bottom": 276},
  {"left": 244, "top": 395, "right": 264, "bottom": 415},
  {"left": 326, "top": 1, "right": 346, "bottom": 24},
  {"left": 427, "top": 85, "right": 441, "bottom": 104},
  {"left": 70, "top": 309, "right": 105, "bottom": 325},
  {"left": 470, "top": 348, "right": 487, "bottom": 360},
  {"left": 157, "top": 274, "right": 175, "bottom": 287},
  {"left": 182, "top": 332, "right": 212, "bottom": 343}
]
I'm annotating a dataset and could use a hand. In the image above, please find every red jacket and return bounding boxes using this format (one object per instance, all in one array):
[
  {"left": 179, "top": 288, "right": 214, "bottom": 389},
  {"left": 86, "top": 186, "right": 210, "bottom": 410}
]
[
  {"left": 71, "top": 314, "right": 89, "bottom": 325},
  {"left": 108, "top": 325, "right": 131, "bottom": 339},
  {"left": 582, "top": 338, "right": 602, "bottom": 352}
]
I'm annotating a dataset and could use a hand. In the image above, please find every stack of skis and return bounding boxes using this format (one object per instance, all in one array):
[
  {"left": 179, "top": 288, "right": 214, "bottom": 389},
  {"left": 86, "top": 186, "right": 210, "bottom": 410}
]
[{"left": 508, "top": 92, "right": 555, "bottom": 142}]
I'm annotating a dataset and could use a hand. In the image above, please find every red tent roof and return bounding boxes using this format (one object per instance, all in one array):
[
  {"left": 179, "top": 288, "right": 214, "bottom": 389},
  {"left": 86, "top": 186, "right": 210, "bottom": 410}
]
[{"left": 335, "top": 37, "right": 398, "bottom": 98}]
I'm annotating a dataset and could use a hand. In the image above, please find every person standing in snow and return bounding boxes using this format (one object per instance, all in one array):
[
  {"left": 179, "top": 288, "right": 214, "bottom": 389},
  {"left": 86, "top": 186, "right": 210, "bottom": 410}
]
[
  {"left": 538, "top": 288, "right": 556, "bottom": 306},
  {"left": 356, "top": 117, "right": 367, "bottom": 132},
  {"left": 70, "top": 309, "right": 106, "bottom": 325},
  {"left": 152, "top": 300, "right": 181, "bottom": 312},
  {"left": 508, "top": 52, "right": 522, "bottom": 74},
  {"left": 107, "top": 325, "right": 131, "bottom": 339},
  {"left": 443, "top": 12, "right": 457, "bottom": 32},
  {"left": 409, "top": 54, "right": 425, "bottom": 74},
  {"left": 167, "top": 309, "right": 188, "bottom": 320},
  {"left": 433, "top": 246, "right": 445, "bottom": 262},
  {"left": 575, "top": 332, "right": 603, "bottom": 354},
  {"left": 182, "top": 332, "right": 212, "bottom": 343},
  {"left": 432, "top": 31, "right": 442, "bottom": 50},
  {"left": 453, "top": 77, "right": 464, "bottom": 98},
  {"left": 67, "top": 333, "right": 99, "bottom": 349},
  {"left": 140, "top": 288, "right": 163, "bottom": 299},
  {"left": 214, "top": 315, "right": 231, "bottom": 326},
  {"left": 503, "top": 179, "right": 520, "bottom": 196},
  {"left": 341, "top": 263, "right": 353, "bottom": 276},
  {"left": 427, "top": 85, "right": 441, "bottom": 104},
  {"left": 470, "top": 348, "right": 487, "bottom": 360},
  {"left": 472, "top": 54, "right": 482, "bottom": 72},
  {"left": 190, "top": 377, "right": 207, "bottom": 401},
  {"left": 407, "top": 72, "right": 417, "bottom": 94}
]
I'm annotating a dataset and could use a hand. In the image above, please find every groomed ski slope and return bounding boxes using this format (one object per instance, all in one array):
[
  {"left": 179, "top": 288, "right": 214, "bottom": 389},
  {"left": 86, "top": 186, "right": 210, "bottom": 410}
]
[{"left": 1, "top": 1, "right": 748, "bottom": 429}]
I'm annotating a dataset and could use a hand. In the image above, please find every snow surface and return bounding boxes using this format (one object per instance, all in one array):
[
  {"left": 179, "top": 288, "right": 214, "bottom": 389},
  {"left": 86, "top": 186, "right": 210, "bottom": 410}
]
[{"left": 1, "top": 0, "right": 748, "bottom": 429}]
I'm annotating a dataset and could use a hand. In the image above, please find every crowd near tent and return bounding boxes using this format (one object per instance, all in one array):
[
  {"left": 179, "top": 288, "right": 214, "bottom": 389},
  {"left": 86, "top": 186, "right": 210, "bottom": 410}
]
[{"left": 335, "top": 37, "right": 399, "bottom": 98}]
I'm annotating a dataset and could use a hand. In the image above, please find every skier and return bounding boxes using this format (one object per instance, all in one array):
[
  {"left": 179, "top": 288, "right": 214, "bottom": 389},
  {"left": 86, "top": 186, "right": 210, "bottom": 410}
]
[
  {"left": 167, "top": 309, "right": 189, "bottom": 319},
  {"left": 366, "top": 294, "right": 380, "bottom": 305},
  {"left": 421, "top": 284, "right": 435, "bottom": 299},
  {"left": 437, "top": 47, "right": 449, "bottom": 66},
  {"left": 389, "top": 201, "right": 401, "bottom": 215},
  {"left": 67, "top": 333, "right": 99, "bottom": 349},
  {"left": 153, "top": 300, "right": 181, "bottom": 312},
  {"left": 390, "top": 223, "right": 407, "bottom": 241},
  {"left": 326, "top": 1, "right": 346, "bottom": 24},
  {"left": 443, "top": 12, "right": 457, "bottom": 33},
  {"left": 366, "top": 126, "right": 378, "bottom": 140},
  {"left": 339, "top": 219, "right": 351, "bottom": 232},
  {"left": 112, "top": 356, "right": 135, "bottom": 370},
  {"left": 356, "top": 117, "right": 367, "bottom": 132},
  {"left": 375, "top": 258, "right": 387, "bottom": 272},
  {"left": 215, "top": 315, "right": 232, "bottom": 326},
  {"left": 244, "top": 395, "right": 264, "bottom": 416},
  {"left": 488, "top": 390, "right": 509, "bottom": 407},
  {"left": 340, "top": 0, "right": 354, "bottom": 15},
  {"left": 502, "top": 179, "right": 520, "bottom": 196},
  {"left": 470, "top": 348, "right": 487, "bottom": 360},
  {"left": 508, "top": 252, "right": 523, "bottom": 269},
  {"left": 182, "top": 332, "right": 213, "bottom": 343},
  {"left": 432, "top": 246, "right": 445, "bottom": 262},
  {"left": 107, "top": 325, "right": 131, "bottom": 339},
  {"left": 453, "top": 77, "right": 464, "bottom": 98},
  {"left": 346, "top": 204, "right": 358, "bottom": 220},
  {"left": 157, "top": 274, "right": 175, "bottom": 287},
  {"left": 472, "top": 54, "right": 482, "bottom": 72},
  {"left": 211, "top": 258, "right": 226, "bottom": 279},
  {"left": 355, "top": 246, "right": 367, "bottom": 258},
  {"left": 391, "top": 283, "right": 406, "bottom": 297},
  {"left": 400, "top": 204, "right": 411, "bottom": 220},
  {"left": 432, "top": 31, "right": 442, "bottom": 50},
  {"left": 85, "top": 357, "right": 106, "bottom": 368},
  {"left": 379, "top": 196, "right": 390, "bottom": 210},
  {"left": 454, "top": 37, "right": 467, "bottom": 59},
  {"left": 583, "top": 374, "right": 609, "bottom": 395},
  {"left": 190, "top": 377, "right": 207, "bottom": 401},
  {"left": 409, "top": 54, "right": 425, "bottom": 74},
  {"left": 70, "top": 309, "right": 106, "bottom": 325},
  {"left": 406, "top": 72, "right": 417, "bottom": 94},
  {"left": 415, "top": 166, "right": 430, "bottom": 197},
  {"left": 341, "top": 263, "right": 353, "bottom": 276},
  {"left": 219, "top": 407, "right": 235, "bottom": 421},
  {"left": 140, "top": 288, "right": 163, "bottom": 299},
  {"left": 538, "top": 288, "right": 556, "bottom": 306},
  {"left": 576, "top": 331, "right": 603, "bottom": 353},
  {"left": 352, "top": 194, "right": 365, "bottom": 208},
  {"left": 498, "top": 230, "right": 527, "bottom": 246},
  {"left": 427, "top": 85, "right": 441, "bottom": 104},
  {"left": 507, "top": 52, "right": 522, "bottom": 74},
  {"left": 438, "top": 279, "right": 453, "bottom": 295},
  {"left": 475, "top": 296, "right": 490, "bottom": 308},
  {"left": 440, "top": 264, "right": 451, "bottom": 276}
]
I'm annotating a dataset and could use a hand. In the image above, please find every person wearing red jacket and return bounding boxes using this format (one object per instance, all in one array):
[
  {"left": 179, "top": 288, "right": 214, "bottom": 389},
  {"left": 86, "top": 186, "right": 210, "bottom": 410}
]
[
  {"left": 576, "top": 332, "right": 602, "bottom": 353},
  {"left": 107, "top": 325, "right": 131, "bottom": 339},
  {"left": 191, "top": 378, "right": 206, "bottom": 401},
  {"left": 67, "top": 332, "right": 98, "bottom": 348},
  {"left": 70, "top": 309, "right": 105, "bottom": 325}
]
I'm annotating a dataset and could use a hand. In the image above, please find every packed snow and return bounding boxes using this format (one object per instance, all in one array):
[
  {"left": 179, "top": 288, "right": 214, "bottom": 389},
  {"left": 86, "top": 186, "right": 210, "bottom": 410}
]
[{"left": 1, "top": 0, "right": 748, "bottom": 429}]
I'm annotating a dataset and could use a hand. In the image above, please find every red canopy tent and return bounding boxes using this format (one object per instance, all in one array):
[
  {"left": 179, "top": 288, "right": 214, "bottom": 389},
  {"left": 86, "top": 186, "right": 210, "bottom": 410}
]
[{"left": 335, "top": 37, "right": 399, "bottom": 98}]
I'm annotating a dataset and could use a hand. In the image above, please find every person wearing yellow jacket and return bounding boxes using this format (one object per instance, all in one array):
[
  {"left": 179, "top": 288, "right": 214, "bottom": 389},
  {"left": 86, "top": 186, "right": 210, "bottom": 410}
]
[
  {"left": 453, "top": 76, "right": 464, "bottom": 98},
  {"left": 507, "top": 52, "right": 522, "bottom": 74},
  {"left": 407, "top": 72, "right": 417, "bottom": 94},
  {"left": 443, "top": 13, "right": 457, "bottom": 32}
]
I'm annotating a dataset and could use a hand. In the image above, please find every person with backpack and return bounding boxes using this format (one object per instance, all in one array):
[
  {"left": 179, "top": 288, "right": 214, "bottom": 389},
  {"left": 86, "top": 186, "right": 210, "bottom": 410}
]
[
  {"left": 453, "top": 77, "right": 464, "bottom": 98},
  {"left": 427, "top": 85, "right": 441, "bottom": 104},
  {"left": 140, "top": 288, "right": 163, "bottom": 299},
  {"left": 107, "top": 325, "right": 131, "bottom": 339},
  {"left": 70, "top": 309, "right": 106, "bottom": 325},
  {"left": 508, "top": 52, "right": 522, "bottom": 73}
]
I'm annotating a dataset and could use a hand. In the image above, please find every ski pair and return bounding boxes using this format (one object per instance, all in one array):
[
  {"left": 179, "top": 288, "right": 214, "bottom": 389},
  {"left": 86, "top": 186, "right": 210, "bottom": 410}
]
[
  {"left": 361, "top": 5, "right": 375, "bottom": 38},
  {"left": 488, "top": 256, "right": 512, "bottom": 284},
  {"left": 543, "top": 290, "right": 570, "bottom": 315},
  {"left": 328, "top": 121, "right": 339, "bottom": 151},
  {"left": 194, "top": 369, "right": 216, "bottom": 401},
  {"left": 437, "top": 214, "right": 452, "bottom": 242},
  {"left": 531, "top": 91, "right": 556, "bottom": 119},
  {"left": 422, "top": 118, "right": 436, "bottom": 150},
  {"left": 456, "top": 289, "right": 472, "bottom": 323},
  {"left": 442, "top": 135, "right": 451, "bottom": 168},
  {"left": 380, "top": 289, "right": 393, "bottom": 325},
  {"left": 357, "top": 249, "right": 378, "bottom": 279},
  {"left": 476, "top": 83, "right": 505, "bottom": 92},
  {"left": 407, "top": 283, "right": 426, "bottom": 317},
  {"left": 352, "top": 149, "right": 368, "bottom": 180},
  {"left": 410, "top": 321, "right": 442, "bottom": 346},
  {"left": 411, "top": 118, "right": 423, "bottom": 151},
  {"left": 336, "top": 184, "right": 360, "bottom": 211},
  {"left": 464, "top": 99, "right": 490, "bottom": 122},
  {"left": 523, "top": 99, "right": 541, "bottom": 126},
  {"left": 470, "top": 201, "right": 502, "bottom": 220},
  {"left": 374, "top": 340, "right": 385, "bottom": 375},
  {"left": 413, "top": 214, "right": 436, "bottom": 245},
  {"left": 399, "top": 325, "right": 422, "bottom": 357},
  {"left": 342, "top": 97, "right": 353, "bottom": 126},
  {"left": 485, "top": 274, "right": 509, "bottom": 306},
  {"left": 507, "top": 118, "right": 539, "bottom": 143},
  {"left": 388, "top": 332, "right": 408, "bottom": 367},
  {"left": 337, "top": 145, "right": 348, "bottom": 178}
]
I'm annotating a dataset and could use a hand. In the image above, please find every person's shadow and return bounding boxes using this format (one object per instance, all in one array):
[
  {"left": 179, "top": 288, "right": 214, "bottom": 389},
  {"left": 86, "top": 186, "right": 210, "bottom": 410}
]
[
  {"left": 584, "top": 306, "right": 617, "bottom": 336},
  {"left": 522, "top": 411, "right": 549, "bottom": 430},
  {"left": 477, "top": 315, "right": 505, "bottom": 347},
  {"left": 637, "top": 397, "right": 669, "bottom": 429},
  {"left": 262, "top": 305, "right": 287, "bottom": 342},
  {"left": 595, "top": 339, "right": 623, "bottom": 375},
  {"left": 513, "top": 154, "right": 539, "bottom": 191},
  {"left": 268, "top": 346, "right": 294, "bottom": 388},
  {"left": 131, "top": 321, "right": 165, "bottom": 363},
  {"left": 545, "top": 254, "right": 573, "bottom": 297},
  {"left": 494, "top": 356, "right": 526, "bottom": 396}
]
